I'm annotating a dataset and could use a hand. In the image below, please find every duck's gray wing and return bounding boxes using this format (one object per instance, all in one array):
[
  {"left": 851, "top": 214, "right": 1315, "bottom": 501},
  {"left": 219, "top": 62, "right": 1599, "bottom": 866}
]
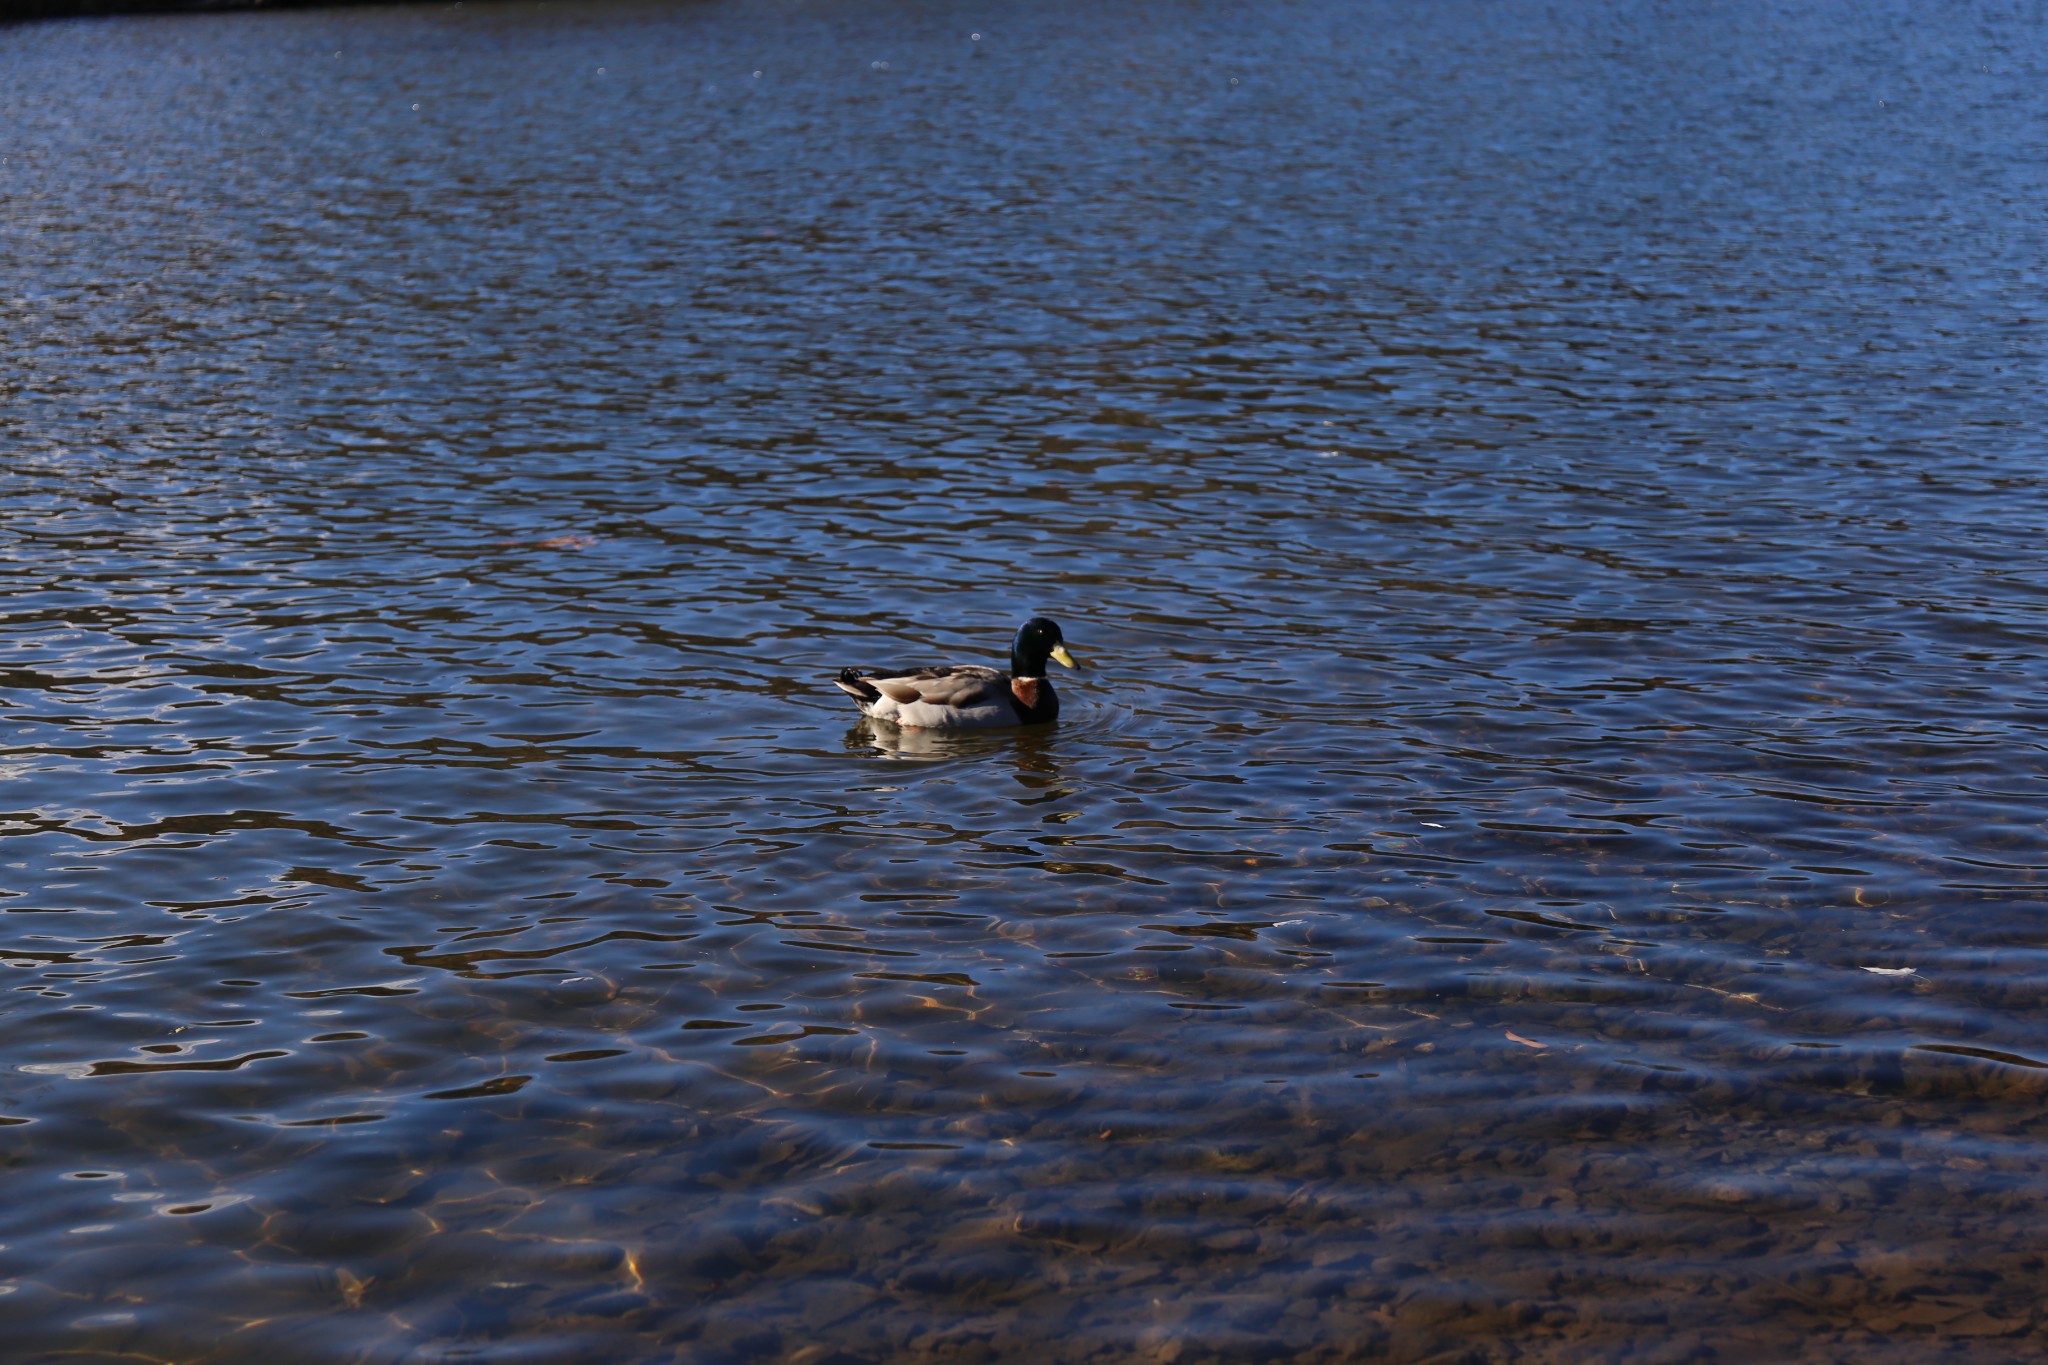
[{"left": 864, "top": 664, "right": 1007, "bottom": 708}]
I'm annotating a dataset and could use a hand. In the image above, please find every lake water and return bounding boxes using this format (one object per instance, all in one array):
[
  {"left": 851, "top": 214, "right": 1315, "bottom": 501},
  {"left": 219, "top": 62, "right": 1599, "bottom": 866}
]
[{"left": 5, "top": 0, "right": 2048, "bottom": 1359}]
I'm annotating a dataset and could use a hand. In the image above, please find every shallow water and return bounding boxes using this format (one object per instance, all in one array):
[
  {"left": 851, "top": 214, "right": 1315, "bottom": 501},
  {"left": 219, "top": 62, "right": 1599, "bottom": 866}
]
[{"left": 5, "top": 0, "right": 2048, "bottom": 1359}]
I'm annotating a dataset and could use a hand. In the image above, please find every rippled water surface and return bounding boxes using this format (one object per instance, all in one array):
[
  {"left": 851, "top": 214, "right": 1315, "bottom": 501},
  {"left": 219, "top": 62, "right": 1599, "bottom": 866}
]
[{"left": 6, "top": 0, "right": 2048, "bottom": 1359}]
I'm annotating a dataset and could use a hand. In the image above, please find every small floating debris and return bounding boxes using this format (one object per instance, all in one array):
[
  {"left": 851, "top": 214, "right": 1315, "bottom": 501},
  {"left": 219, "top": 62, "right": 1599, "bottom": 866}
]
[
  {"left": 1861, "top": 966, "right": 1916, "bottom": 976},
  {"left": 496, "top": 534, "right": 600, "bottom": 551}
]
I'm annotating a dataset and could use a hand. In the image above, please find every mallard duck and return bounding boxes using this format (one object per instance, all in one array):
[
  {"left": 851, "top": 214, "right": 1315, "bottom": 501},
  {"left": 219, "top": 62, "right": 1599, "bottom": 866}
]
[{"left": 834, "top": 617, "right": 1079, "bottom": 728}]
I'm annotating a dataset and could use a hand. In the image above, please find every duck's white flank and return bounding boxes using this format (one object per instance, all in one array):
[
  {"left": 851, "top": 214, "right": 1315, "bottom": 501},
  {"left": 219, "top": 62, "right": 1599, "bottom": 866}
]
[{"left": 855, "top": 692, "right": 1017, "bottom": 729}]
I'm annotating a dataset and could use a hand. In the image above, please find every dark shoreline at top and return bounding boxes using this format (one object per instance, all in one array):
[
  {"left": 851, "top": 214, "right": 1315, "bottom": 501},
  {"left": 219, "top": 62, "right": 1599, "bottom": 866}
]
[{"left": 3, "top": 0, "right": 451, "bottom": 20}]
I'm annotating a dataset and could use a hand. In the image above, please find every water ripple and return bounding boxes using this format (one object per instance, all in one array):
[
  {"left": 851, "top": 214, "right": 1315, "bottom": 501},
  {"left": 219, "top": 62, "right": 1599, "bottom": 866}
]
[{"left": 5, "top": 0, "right": 2048, "bottom": 1357}]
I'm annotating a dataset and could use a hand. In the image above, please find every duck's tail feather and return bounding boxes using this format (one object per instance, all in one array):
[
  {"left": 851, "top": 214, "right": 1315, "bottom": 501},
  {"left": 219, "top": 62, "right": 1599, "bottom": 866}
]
[{"left": 835, "top": 668, "right": 881, "bottom": 704}]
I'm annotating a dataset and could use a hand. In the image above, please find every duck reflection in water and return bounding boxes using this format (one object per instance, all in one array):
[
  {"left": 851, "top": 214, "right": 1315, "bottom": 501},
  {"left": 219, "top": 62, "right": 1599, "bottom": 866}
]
[{"left": 846, "top": 716, "right": 1066, "bottom": 783}]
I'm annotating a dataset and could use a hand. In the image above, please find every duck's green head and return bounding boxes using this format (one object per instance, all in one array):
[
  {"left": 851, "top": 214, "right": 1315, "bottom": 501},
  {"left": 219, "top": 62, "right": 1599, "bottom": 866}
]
[{"left": 1012, "top": 617, "right": 1078, "bottom": 677}]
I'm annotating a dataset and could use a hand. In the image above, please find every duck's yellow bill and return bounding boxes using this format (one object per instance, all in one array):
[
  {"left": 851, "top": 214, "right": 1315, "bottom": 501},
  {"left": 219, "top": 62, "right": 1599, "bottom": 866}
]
[{"left": 1050, "top": 644, "right": 1080, "bottom": 669}]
